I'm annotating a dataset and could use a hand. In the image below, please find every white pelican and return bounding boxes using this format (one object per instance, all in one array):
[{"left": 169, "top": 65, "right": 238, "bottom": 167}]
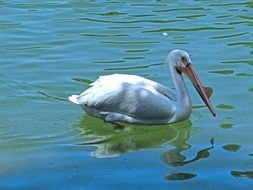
[{"left": 69, "top": 49, "right": 216, "bottom": 126}]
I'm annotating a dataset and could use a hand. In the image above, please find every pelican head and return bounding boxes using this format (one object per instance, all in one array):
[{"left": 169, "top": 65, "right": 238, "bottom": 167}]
[
  {"left": 168, "top": 49, "right": 192, "bottom": 68},
  {"left": 167, "top": 49, "right": 216, "bottom": 117}
]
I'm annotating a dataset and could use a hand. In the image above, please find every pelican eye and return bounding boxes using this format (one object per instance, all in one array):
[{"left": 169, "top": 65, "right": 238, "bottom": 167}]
[
  {"left": 181, "top": 56, "right": 190, "bottom": 67},
  {"left": 181, "top": 56, "right": 187, "bottom": 63}
]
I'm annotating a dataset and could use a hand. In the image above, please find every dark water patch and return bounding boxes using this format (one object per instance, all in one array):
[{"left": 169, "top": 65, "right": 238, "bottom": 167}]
[
  {"left": 248, "top": 87, "right": 253, "bottom": 92},
  {"left": 222, "top": 60, "right": 253, "bottom": 66},
  {"left": 94, "top": 60, "right": 126, "bottom": 64},
  {"left": 209, "top": 70, "right": 234, "bottom": 75},
  {"left": 80, "top": 17, "right": 115, "bottom": 23},
  {"left": 100, "top": 41, "right": 159, "bottom": 45},
  {"left": 238, "top": 15, "right": 253, "bottom": 20},
  {"left": 153, "top": 7, "right": 210, "bottom": 13},
  {"left": 173, "top": 36, "right": 185, "bottom": 39},
  {"left": 123, "top": 56, "right": 145, "bottom": 60},
  {"left": 228, "top": 21, "right": 250, "bottom": 26},
  {"left": 172, "top": 42, "right": 189, "bottom": 45},
  {"left": 210, "top": 32, "right": 249, "bottom": 39},
  {"left": 220, "top": 123, "right": 234, "bottom": 129},
  {"left": 98, "top": 11, "right": 126, "bottom": 16},
  {"left": 165, "top": 172, "right": 197, "bottom": 181},
  {"left": 228, "top": 42, "right": 253, "bottom": 48},
  {"left": 246, "top": 2, "right": 253, "bottom": 8},
  {"left": 222, "top": 144, "right": 241, "bottom": 152},
  {"left": 231, "top": 171, "right": 253, "bottom": 179},
  {"left": 108, "top": 26, "right": 142, "bottom": 29},
  {"left": 125, "top": 49, "right": 149, "bottom": 53},
  {"left": 129, "top": 14, "right": 155, "bottom": 18},
  {"left": 103, "top": 1, "right": 127, "bottom": 4},
  {"left": 216, "top": 15, "right": 232, "bottom": 19},
  {"left": 72, "top": 78, "right": 92, "bottom": 85},
  {"left": 140, "top": 19, "right": 185, "bottom": 24},
  {"left": 209, "top": 2, "right": 247, "bottom": 7},
  {"left": 210, "top": 137, "right": 215, "bottom": 146},
  {"left": 177, "top": 14, "right": 206, "bottom": 19},
  {"left": 216, "top": 104, "right": 234, "bottom": 110},
  {"left": 226, "top": 8, "right": 241, "bottom": 12},
  {"left": 80, "top": 33, "right": 129, "bottom": 37},
  {"left": 235, "top": 73, "right": 252, "bottom": 77},
  {"left": 192, "top": 105, "right": 209, "bottom": 109}
]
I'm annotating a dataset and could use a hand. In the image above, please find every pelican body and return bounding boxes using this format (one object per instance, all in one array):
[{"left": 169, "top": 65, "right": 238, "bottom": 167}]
[{"left": 69, "top": 50, "right": 216, "bottom": 125}]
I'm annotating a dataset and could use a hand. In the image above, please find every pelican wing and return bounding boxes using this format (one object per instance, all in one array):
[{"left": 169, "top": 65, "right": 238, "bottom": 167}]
[
  {"left": 88, "top": 74, "right": 176, "bottom": 100},
  {"left": 72, "top": 74, "right": 176, "bottom": 120}
]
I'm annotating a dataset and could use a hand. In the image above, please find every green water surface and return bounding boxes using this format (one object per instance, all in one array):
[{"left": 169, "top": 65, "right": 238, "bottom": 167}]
[{"left": 1, "top": 0, "right": 253, "bottom": 189}]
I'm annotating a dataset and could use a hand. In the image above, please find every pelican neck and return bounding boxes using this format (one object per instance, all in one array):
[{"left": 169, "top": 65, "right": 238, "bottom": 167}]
[
  {"left": 169, "top": 65, "right": 189, "bottom": 101},
  {"left": 168, "top": 64, "right": 192, "bottom": 121}
]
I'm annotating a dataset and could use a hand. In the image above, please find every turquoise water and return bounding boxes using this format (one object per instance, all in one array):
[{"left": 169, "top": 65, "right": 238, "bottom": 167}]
[{"left": 1, "top": 0, "right": 253, "bottom": 189}]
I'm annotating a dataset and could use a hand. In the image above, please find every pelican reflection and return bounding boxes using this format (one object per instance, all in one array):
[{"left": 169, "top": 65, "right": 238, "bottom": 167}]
[
  {"left": 161, "top": 137, "right": 214, "bottom": 167},
  {"left": 75, "top": 115, "right": 192, "bottom": 158}
]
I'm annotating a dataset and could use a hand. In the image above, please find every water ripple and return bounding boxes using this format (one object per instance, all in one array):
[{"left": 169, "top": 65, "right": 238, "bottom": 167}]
[
  {"left": 176, "top": 14, "right": 206, "bottom": 19},
  {"left": 216, "top": 104, "right": 234, "bottom": 110},
  {"left": 143, "top": 26, "right": 234, "bottom": 33},
  {"left": 81, "top": 17, "right": 184, "bottom": 24},
  {"left": 125, "top": 49, "right": 149, "bottom": 53},
  {"left": 209, "top": 70, "right": 234, "bottom": 75},
  {"left": 153, "top": 7, "right": 210, "bottom": 13},
  {"left": 100, "top": 41, "right": 159, "bottom": 45},
  {"left": 72, "top": 78, "right": 92, "bottom": 85},
  {"left": 221, "top": 60, "right": 253, "bottom": 66},
  {"left": 104, "top": 62, "right": 162, "bottom": 71},
  {"left": 210, "top": 32, "right": 249, "bottom": 39},
  {"left": 130, "top": 3, "right": 166, "bottom": 7},
  {"left": 80, "top": 33, "right": 129, "bottom": 37},
  {"left": 209, "top": 2, "right": 247, "bottom": 7},
  {"left": 37, "top": 91, "right": 67, "bottom": 102},
  {"left": 98, "top": 11, "right": 127, "bottom": 16}
]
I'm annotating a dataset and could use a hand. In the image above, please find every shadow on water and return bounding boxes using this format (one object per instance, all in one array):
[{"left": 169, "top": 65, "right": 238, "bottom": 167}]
[{"left": 75, "top": 115, "right": 192, "bottom": 158}]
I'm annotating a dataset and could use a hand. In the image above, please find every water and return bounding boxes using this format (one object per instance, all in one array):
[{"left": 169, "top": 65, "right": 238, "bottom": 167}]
[{"left": 1, "top": 0, "right": 253, "bottom": 189}]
